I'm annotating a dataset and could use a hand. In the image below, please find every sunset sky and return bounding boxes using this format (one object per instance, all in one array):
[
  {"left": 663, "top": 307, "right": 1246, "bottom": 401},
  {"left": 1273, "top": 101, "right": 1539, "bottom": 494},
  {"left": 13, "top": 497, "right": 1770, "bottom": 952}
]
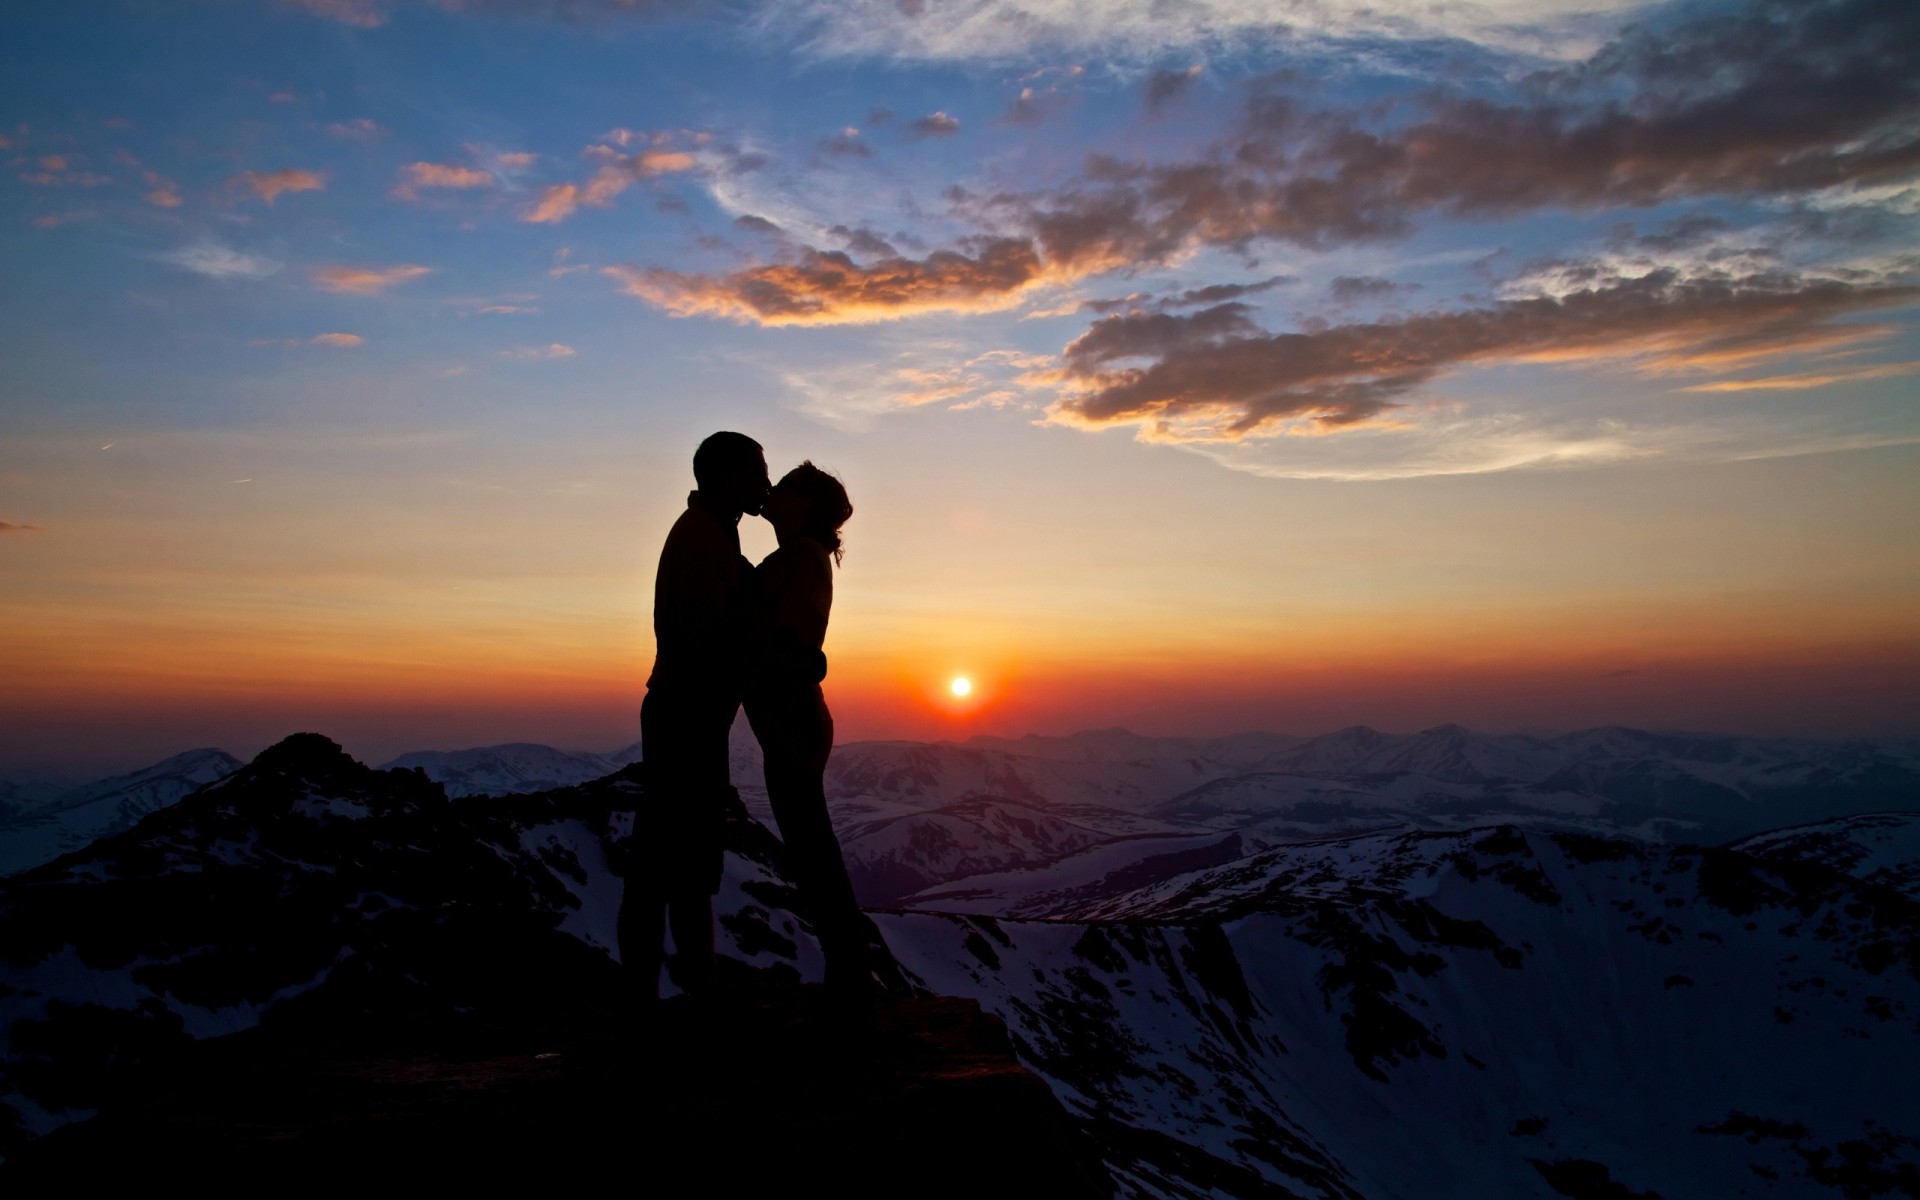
[{"left": 2, "top": 0, "right": 1916, "bottom": 777}]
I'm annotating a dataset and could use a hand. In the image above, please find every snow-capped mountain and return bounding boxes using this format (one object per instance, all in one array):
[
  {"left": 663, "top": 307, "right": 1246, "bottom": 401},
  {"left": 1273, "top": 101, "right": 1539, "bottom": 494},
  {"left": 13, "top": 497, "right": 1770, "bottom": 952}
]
[
  {"left": 833, "top": 795, "right": 1208, "bottom": 905},
  {"left": 4, "top": 732, "right": 1915, "bottom": 1195},
  {"left": 0, "top": 781, "right": 64, "bottom": 824},
  {"left": 821, "top": 725, "right": 1920, "bottom": 905},
  {"left": 1732, "top": 812, "right": 1920, "bottom": 901},
  {"left": 881, "top": 823, "right": 1920, "bottom": 1195},
  {"left": 19, "top": 723, "right": 1912, "bottom": 916},
  {"left": 0, "top": 749, "right": 241, "bottom": 876},
  {"left": 1149, "top": 724, "right": 1920, "bottom": 840},
  {"left": 379, "top": 740, "right": 644, "bottom": 797},
  {"left": 0, "top": 733, "right": 855, "bottom": 1157}
]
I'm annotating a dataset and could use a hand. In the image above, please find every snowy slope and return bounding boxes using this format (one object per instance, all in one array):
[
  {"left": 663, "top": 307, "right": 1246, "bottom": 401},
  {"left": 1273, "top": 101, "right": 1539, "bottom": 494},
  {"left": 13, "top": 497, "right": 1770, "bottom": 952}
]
[
  {"left": 893, "top": 830, "right": 1247, "bottom": 917},
  {"left": 0, "top": 749, "right": 241, "bottom": 876},
  {"left": 833, "top": 795, "right": 1204, "bottom": 905},
  {"left": 6, "top": 732, "right": 1919, "bottom": 1195},
  {"left": 380, "top": 742, "right": 626, "bottom": 797},
  {"left": 0, "top": 781, "right": 63, "bottom": 824},
  {"left": 1733, "top": 812, "right": 1920, "bottom": 901},
  {"left": 880, "top": 825, "right": 1920, "bottom": 1197},
  {"left": 0, "top": 734, "right": 849, "bottom": 1154}
]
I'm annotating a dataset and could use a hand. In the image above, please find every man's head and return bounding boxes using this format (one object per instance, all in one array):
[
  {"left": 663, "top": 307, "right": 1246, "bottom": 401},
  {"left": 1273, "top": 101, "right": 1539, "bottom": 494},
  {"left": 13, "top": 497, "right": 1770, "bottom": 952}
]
[{"left": 692, "top": 431, "right": 770, "bottom": 516}]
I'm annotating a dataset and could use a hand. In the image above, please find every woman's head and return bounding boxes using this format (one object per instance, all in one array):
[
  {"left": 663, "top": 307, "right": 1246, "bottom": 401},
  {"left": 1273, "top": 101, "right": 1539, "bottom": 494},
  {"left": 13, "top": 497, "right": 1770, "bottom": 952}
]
[{"left": 767, "top": 461, "right": 853, "bottom": 564}]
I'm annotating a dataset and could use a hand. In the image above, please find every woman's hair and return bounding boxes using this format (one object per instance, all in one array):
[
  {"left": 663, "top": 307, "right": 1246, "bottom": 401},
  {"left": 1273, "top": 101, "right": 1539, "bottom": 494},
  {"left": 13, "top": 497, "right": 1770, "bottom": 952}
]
[{"left": 778, "top": 461, "right": 853, "bottom": 565}]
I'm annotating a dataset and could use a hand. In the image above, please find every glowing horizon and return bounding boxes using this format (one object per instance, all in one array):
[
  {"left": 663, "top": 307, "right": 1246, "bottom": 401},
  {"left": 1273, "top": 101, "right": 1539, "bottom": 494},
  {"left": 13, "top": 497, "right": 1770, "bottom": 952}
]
[{"left": 2, "top": 0, "right": 1917, "bottom": 778}]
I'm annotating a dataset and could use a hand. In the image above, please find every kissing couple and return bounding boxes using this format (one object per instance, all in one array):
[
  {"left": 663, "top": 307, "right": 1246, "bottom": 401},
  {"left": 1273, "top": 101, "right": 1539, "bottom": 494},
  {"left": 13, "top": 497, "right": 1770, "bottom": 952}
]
[{"left": 616, "top": 431, "right": 871, "bottom": 1005}]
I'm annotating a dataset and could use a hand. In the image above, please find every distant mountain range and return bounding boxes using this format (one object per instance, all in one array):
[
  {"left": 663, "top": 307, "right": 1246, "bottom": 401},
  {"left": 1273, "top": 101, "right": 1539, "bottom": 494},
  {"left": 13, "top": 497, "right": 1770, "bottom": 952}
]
[
  {"left": 2, "top": 732, "right": 1915, "bottom": 1194},
  {"left": 8, "top": 726, "right": 1918, "bottom": 903},
  {"left": 0, "top": 750, "right": 242, "bottom": 876}
]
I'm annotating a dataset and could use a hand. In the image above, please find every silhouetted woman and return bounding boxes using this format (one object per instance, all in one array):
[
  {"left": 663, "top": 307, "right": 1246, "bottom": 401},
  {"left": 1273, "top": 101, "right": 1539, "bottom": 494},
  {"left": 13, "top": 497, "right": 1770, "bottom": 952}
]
[{"left": 744, "top": 462, "right": 870, "bottom": 995}]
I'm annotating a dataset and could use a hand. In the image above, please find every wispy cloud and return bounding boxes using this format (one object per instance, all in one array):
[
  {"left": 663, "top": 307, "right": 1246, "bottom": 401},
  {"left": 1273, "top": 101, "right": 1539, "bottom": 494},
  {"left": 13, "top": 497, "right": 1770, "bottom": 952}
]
[
  {"left": 909, "top": 111, "right": 960, "bottom": 137},
  {"left": 19, "top": 154, "right": 113, "bottom": 188},
  {"left": 501, "top": 343, "right": 577, "bottom": 360},
  {"left": 1678, "top": 361, "right": 1920, "bottom": 393},
  {"left": 522, "top": 183, "right": 581, "bottom": 224},
  {"left": 1040, "top": 266, "right": 1919, "bottom": 442},
  {"left": 230, "top": 168, "right": 327, "bottom": 205},
  {"left": 312, "top": 264, "right": 432, "bottom": 294},
  {"left": 281, "top": 0, "right": 712, "bottom": 29},
  {"left": 0, "top": 521, "right": 45, "bottom": 533},
  {"left": 1172, "top": 409, "right": 1920, "bottom": 482},
  {"left": 604, "top": 238, "right": 1050, "bottom": 325},
  {"left": 753, "top": 0, "right": 1649, "bottom": 65},
  {"left": 250, "top": 332, "right": 366, "bottom": 347},
  {"left": 956, "top": 0, "right": 1920, "bottom": 278},
  {"left": 142, "top": 171, "right": 183, "bottom": 207},
  {"left": 30, "top": 210, "right": 98, "bottom": 230},
  {"left": 548, "top": 246, "right": 591, "bottom": 277},
  {"left": 281, "top": 0, "right": 387, "bottom": 27},
  {"left": 778, "top": 344, "right": 1043, "bottom": 429},
  {"left": 616, "top": 0, "right": 1918, "bottom": 345},
  {"left": 393, "top": 160, "right": 496, "bottom": 199},
  {"left": 159, "top": 243, "right": 284, "bottom": 280},
  {"left": 324, "top": 117, "right": 384, "bottom": 140},
  {"left": 520, "top": 139, "right": 702, "bottom": 223}
]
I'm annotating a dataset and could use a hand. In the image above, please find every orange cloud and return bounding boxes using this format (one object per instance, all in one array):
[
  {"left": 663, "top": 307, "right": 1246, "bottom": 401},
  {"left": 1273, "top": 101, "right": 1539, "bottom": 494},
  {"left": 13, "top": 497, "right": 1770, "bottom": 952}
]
[
  {"left": 1678, "top": 360, "right": 1920, "bottom": 392},
  {"left": 604, "top": 238, "right": 1049, "bottom": 326},
  {"left": 312, "top": 264, "right": 432, "bottom": 294},
  {"left": 393, "top": 161, "right": 496, "bottom": 200},
  {"left": 0, "top": 521, "right": 44, "bottom": 533},
  {"left": 143, "top": 171, "right": 182, "bottom": 208},
  {"left": 232, "top": 168, "right": 326, "bottom": 205},
  {"left": 520, "top": 145, "right": 698, "bottom": 223},
  {"left": 1045, "top": 270, "right": 1920, "bottom": 441},
  {"left": 19, "top": 155, "right": 114, "bottom": 189},
  {"left": 250, "top": 332, "right": 366, "bottom": 348},
  {"left": 522, "top": 183, "right": 579, "bottom": 224}
]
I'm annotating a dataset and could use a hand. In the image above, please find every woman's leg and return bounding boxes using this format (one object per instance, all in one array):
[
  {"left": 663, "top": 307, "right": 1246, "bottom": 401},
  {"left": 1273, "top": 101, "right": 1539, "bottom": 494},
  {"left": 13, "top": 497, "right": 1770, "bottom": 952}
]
[
  {"left": 761, "top": 693, "right": 869, "bottom": 992},
  {"left": 616, "top": 883, "right": 665, "bottom": 1002}
]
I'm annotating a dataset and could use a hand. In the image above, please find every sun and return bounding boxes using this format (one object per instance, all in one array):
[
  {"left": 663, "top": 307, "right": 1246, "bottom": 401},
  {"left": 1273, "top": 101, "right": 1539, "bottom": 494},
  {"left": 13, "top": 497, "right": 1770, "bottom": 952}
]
[{"left": 950, "top": 676, "right": 972, "bottom": 697}]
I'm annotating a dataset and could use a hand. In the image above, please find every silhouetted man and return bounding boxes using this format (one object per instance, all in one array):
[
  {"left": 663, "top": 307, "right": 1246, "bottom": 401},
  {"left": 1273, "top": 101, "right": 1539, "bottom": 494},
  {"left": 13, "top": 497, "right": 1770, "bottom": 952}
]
[{"left": 618, "top": 431, "right": 770, "bottom": 1002}]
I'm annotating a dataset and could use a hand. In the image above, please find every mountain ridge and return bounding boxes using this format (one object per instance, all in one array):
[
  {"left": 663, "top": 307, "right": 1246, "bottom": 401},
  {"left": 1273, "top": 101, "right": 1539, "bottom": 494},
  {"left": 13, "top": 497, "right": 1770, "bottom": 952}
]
[{"left": 3, "top": 732, "right": 1918, "bottom": 1194}]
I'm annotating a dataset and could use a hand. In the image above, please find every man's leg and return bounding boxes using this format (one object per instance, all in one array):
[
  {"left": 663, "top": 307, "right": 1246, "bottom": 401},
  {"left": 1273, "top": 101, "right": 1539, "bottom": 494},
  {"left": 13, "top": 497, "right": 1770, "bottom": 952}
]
[{"left": 617, "top": 687, "right": 681, "bottom": 1002}]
